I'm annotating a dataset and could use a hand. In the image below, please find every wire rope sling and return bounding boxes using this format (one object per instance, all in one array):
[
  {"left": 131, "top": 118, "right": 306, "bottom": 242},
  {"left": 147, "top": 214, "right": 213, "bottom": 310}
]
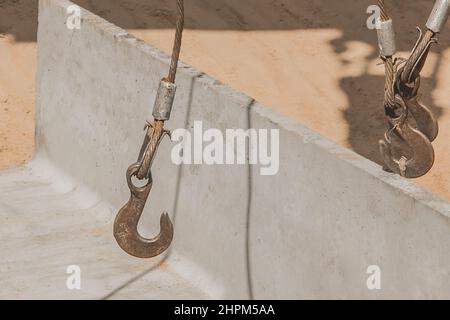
[
  {"left": 113, "top": 0, "right": 185, "bottom": 258},
  {"left": 376, "top": 0, "right": 449, "bottom": 178}
]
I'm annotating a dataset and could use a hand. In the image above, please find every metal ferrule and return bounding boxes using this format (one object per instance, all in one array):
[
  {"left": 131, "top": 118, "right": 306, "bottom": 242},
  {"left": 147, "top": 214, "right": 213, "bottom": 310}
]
[
  {"left": 426, "top": 0, "right": 450, "bottom": 33},
  {"left": 152, "top": 80, "right": 177, "bottom": 121},
  {"left": 376, "top": 18, "right": 397, "bottom": 57}
]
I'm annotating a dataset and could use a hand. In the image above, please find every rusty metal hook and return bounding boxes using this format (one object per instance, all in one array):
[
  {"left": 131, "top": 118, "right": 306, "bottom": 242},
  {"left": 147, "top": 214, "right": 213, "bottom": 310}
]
[
  {"left": 114, "top": 122, "right": 173, "bottom": 258},
  {"left": 379, "top": 95, "right": 435, "bottom": 178}
]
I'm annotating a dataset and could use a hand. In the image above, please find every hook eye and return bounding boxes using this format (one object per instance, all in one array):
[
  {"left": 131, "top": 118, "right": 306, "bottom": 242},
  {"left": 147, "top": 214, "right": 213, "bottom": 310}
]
[
  {"left": 127, "top": 163, "right": 152, "bottom": 197},
  {"left": 379, "top": 96, "right": 435, "bottom": 178}
]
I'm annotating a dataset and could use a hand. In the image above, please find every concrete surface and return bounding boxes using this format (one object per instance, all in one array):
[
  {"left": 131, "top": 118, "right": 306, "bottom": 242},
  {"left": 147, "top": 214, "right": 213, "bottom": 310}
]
[
  {"left": 1, "top": 0, "right": 450, "bottom": 299},
  {"left": 0, "top": 159, "right": 206, "bottom": 299}
]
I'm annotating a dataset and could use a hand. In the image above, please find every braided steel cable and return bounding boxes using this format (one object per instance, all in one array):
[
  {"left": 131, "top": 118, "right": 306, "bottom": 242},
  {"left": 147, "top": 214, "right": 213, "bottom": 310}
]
[
  {"left": 136, "top": 120, "right": 167, "bottom": 180},
  {"left": 378, "top": 0, "right": 390, "bottom": 21},
  {"left": 167, "top": 0, "right": 184, "bottom": 84}
]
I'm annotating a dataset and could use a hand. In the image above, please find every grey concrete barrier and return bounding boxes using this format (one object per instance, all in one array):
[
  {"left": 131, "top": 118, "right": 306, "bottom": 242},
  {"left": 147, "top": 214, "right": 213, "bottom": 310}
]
[{"left": 36, "top": 0, "right": 450, "bottom": 298}]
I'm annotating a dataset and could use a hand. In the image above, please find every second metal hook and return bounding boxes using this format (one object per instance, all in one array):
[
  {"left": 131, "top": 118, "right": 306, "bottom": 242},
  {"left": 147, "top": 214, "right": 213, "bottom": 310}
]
[{"left": 379, "top": 95, "right": 435, "bottom": 178}]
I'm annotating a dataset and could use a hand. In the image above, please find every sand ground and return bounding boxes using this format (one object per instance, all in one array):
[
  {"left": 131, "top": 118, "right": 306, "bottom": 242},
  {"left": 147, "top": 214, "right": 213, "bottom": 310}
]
[{"left": 1, "top": 0, "right": 450, "bottom": 200}]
